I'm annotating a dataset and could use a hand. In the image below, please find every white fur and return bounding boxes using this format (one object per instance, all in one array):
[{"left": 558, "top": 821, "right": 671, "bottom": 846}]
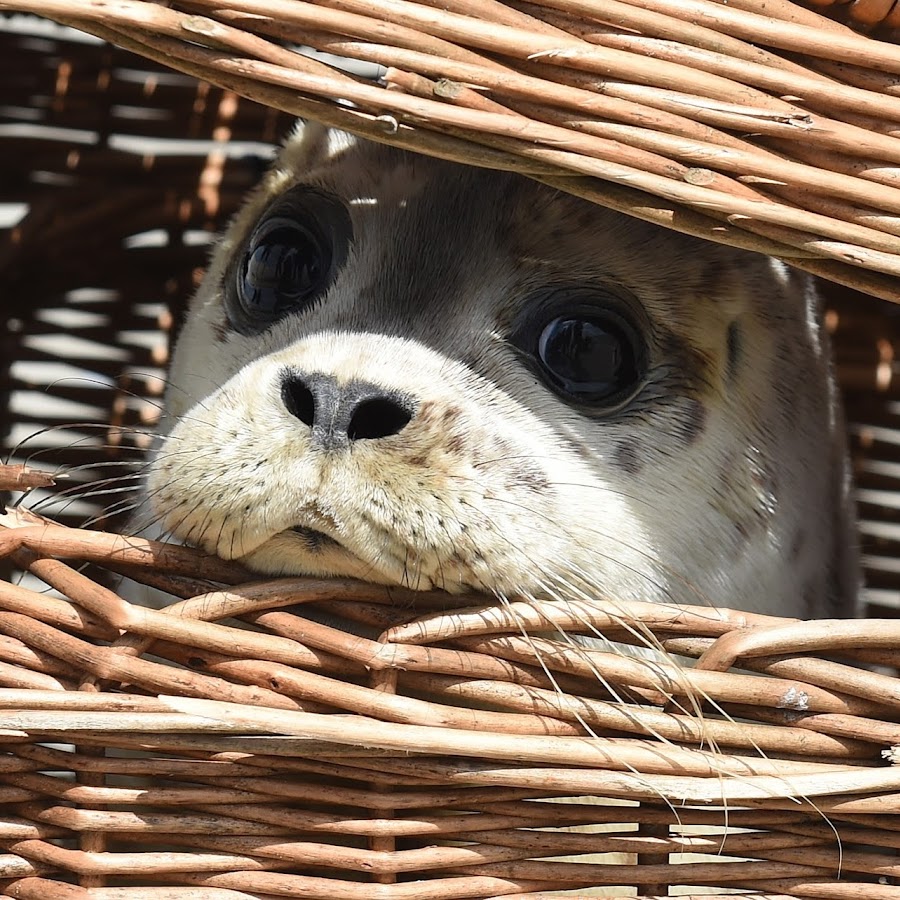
[{"left": 145, "top": 124, "right": 857, "bottom": 618}]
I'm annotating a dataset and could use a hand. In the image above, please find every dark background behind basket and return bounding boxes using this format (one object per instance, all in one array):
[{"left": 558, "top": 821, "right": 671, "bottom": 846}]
[{"left": 3, "top": 14, "right": 900, "bottom": 617}]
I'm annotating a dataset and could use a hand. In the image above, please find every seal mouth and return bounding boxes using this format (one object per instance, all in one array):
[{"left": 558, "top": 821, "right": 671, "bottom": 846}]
[{"left": 289, "top": 525, "right": 341, "bottom": 552}]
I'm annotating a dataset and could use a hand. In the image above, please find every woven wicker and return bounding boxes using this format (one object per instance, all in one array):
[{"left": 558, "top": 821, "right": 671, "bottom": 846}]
[
  {"left": 3, "top": 0, "right": 900, "bottom": 301},
  {"left": 3, "top": 481, "right": 900, "bottom": 899},
  {"left": 3, "top": 2, "right": 900, "bottom": 897}
]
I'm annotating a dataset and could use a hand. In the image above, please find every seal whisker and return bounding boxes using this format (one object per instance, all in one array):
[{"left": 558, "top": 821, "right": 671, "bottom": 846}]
[
  {"left": 500, "top": 586, "right": 691, "bottom": 827},
  {"left": 547, "top": 566, "right": 719, "bottom": 722}
]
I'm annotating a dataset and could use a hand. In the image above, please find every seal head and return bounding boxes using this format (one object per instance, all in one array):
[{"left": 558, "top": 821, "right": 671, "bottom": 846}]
[{"left": 146, "top": 125, "right": 857, "bottom": 618}]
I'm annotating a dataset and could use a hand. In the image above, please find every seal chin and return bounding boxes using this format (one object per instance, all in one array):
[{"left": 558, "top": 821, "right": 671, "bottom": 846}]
[
  {"left": 237, "top": 526, "right": 437, "bottom": 589},
  {"left": 288, "top": 524, "right": 341, "bottom": 553}
]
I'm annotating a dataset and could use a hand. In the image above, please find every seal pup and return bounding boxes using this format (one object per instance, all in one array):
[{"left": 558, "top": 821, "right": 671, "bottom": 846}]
[{"left": 145, "top": 123, "right": 858, "bottom": 619}]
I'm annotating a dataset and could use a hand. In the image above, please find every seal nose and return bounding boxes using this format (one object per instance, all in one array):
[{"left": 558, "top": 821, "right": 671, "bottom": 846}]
[{"left": 281, "top": 370, "right": 415, "bottom": 450}]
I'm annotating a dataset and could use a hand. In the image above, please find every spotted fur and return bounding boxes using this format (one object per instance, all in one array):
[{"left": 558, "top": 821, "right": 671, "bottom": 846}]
[{"left": 146, "top": 124, "right": 858, "bottom": 618}]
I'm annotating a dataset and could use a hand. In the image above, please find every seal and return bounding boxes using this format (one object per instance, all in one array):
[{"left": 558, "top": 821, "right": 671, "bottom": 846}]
[{"left": 145, "top": 123, "right": 858, "bottom": 619}]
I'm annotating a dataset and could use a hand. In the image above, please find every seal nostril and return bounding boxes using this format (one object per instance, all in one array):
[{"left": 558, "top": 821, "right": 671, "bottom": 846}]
[
  {"left": 281, "top": 376, "right": 315, "bottom": 427},
  {"left": 348, "top": 397, "right": 413, "bottom": 441},
  {"left": 281, "top": 369, "right": 415, "bottom": 447}
]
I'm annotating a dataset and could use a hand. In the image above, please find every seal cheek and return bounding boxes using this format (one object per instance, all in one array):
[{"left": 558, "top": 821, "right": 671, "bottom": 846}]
[{"left": 713, "top": 446, "right": 780, "bottom": 548}]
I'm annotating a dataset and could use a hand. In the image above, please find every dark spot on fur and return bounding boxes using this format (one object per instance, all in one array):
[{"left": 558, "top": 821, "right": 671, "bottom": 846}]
[
  {"left": 446, "top": 433, "right": 465, "bottom": 455},
  {"left": 676, "top": 398, "right": 707, "bottom": 445},
  {"left": 211, "top": 317, "right": 230, "bottom": 343},
  {"left": 407, "top": 454, "right": 427, "bottom": 467},
  {"left": 726, "top": 321, "right": 741, "bottom": 381},
  {"left": 515, "top": 468, "right": 550, "bottom": 493},
  {"left": 614, "top": 441, "right": 643, "bottom": 476},
  {"left": 790, "top": 530, "right": 806, "bottom": 562},
  {"left": 417, "top": 400, "right": 437, "bottom": 420},
  {"left": 441, "top": 406, "right": 462, "bottom": 427}
]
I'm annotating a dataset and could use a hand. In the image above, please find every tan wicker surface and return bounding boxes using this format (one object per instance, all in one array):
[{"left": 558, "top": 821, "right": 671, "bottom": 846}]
[
  {"left": 4, "top": 0, "right": 900, "bottom": 301},
  {"left": 1, "top": 468, "right": 900, "bottom": 897},
  {"left": 3, "top": 4, "right": 900, "bottom": 897},
  {"left": 799, "top": 0, "right": 900, "bottom": 32}
]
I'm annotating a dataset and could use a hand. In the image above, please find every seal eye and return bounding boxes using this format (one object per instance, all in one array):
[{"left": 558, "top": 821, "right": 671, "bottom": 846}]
[
  {"left": 513, "top": 288, "right": 647, "bottom": 410},
  {"left": 238, "top": 217, "right": 327, "bottom": 318},
  {"left": 226, "top": 187, "right": 351, "bottom": 334},
  {"left": 537, "top": 314, "right": 640, "bottom": 403}
]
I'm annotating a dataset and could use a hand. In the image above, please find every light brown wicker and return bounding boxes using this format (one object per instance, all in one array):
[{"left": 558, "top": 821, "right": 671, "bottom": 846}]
[
  {"left": 2, "top": 465, "right": 900, "bottom": 898},
  {"left": 3, "top": 2, "right": 900, "bottom": 897},
  {"left": 3, "top": 0, "right": 900, "bottom": 301}
]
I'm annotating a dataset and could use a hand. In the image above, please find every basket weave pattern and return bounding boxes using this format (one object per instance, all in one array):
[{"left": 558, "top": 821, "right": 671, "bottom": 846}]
[
  {"left": 4, "top": 4, "right": 900, "bottom": 897},
  {"left": 1, "top": 18, "right": 900, "bottom": 619},
  {"left": 2, "top": 476, "right": 900, "bottom": 897},
  {"left": 4, "top": 0, "right": 900, "bottom": 302}
]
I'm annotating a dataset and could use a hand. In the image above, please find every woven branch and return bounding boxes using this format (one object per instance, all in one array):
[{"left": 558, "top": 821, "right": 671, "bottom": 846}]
[
  {"left": 3, "top": 0, "right": 900, "bottom": 300},
  {"left": 2, "top": 481, "right": 900, "bottom": 895}
]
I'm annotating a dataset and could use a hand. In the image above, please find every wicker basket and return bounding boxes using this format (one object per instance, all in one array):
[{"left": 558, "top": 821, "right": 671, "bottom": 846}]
[
  {"left": 5, "top": 0, "right": 900, "bottom": 299},
  {"left": 3, "top": 2, "right": 900, "bottom": 897},
  {"left": 3, "top": 490, "right": 900, "bottom": 899}
]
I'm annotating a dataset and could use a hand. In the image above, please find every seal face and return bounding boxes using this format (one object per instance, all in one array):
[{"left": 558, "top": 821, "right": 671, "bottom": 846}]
[{"left": 146, "top": 124, "right": 858, "bottom": 618}]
